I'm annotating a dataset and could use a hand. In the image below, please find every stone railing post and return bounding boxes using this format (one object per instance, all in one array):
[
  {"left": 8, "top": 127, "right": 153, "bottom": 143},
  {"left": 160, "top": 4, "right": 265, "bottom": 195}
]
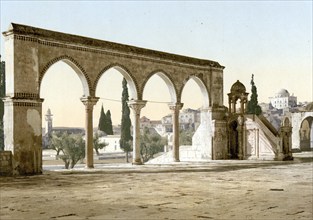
[
  {"left": 128, "top": 100, "right": 147, "bottom": 165},
  {"left": 237, "top": 115, "right": 244, "bottom": 160},
  {"left": 81, "top": 96, "right": 99, "bottom": 168},
  {"left": 168, "top": 102, "right": 184, "bottom": 162}
]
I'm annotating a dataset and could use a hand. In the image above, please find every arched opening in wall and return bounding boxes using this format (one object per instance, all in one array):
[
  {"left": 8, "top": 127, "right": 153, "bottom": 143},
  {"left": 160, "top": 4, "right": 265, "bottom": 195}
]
[
  {"left": 181, "top": 77, "right": 209, "bottom": 133},
  {"left": 228, "top": 120, "right": 239, "bottom": 159},
  {"left": 94, "top": 66, "right": 137, "bottom": 162},
  {"left": 40, "top": 60, "right": 87, "bottom": 169},
  {"left": 142, "top": 72, "right": 176, "bottom": 159},
  {"left": 300, "top": 116, "right": 313, "bottom": 151}
]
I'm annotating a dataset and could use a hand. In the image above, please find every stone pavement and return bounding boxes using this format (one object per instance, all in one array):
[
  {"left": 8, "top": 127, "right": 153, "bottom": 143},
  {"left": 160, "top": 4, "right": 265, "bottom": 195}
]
[{"left": 1, "top": 153, "right": 312, "bottom": 220}]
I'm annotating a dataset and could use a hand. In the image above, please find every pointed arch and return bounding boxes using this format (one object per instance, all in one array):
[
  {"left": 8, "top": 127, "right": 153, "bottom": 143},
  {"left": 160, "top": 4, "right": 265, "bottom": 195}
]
[
  {"left": 39, "top": 55, "right": 91, "bottom": 96},
  {"left": 180, "top": 75, "right": 210, "bottom": 109},
  {"left": 299, "top": 116, "right": 313, "bottom": 150},
  {"left": 94, "top": 63, "right": 138, "bottom": 100},
  {"left": 142, "top": 70, "right": 178, "bottom": 103},
  {"left": 283, "top": 117, "right": 291, "bottom": 127}
]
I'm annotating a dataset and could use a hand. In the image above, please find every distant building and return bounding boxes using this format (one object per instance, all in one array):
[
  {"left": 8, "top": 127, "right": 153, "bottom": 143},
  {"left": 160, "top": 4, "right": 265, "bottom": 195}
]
[
  {"left": 269, "top": 89, "right": 297, "bottom": 109},
  {"left": 160, "top": 108, "right": 200, "bottom": 133},
  {"left": 261, "top": 89, "right": 312, "bottom": 152},
  {"left": 140, "top": 116, "right": 151, "bottom": 129},
  {"left": 99, "top": 135, "right": 123, "bottom": 153},
  {"left": 45, "top": 108, "right": 53, "bottom": 137}
]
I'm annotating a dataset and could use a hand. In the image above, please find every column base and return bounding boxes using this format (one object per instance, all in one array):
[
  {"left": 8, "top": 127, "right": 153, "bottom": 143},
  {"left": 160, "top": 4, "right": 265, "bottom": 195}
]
[
  {"left": 132, "top": 160, "right": 143, "bottom": 165},
  {"left": 173, "top": 159, "right": 180, "bottom": 162},
  {"left": 85, "top": 165, "right": 94, "bottom": 169}
]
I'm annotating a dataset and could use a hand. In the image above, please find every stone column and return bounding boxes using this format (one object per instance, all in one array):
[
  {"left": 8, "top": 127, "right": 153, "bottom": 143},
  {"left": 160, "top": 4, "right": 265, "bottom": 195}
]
[
  {"left": 244, "top": 99, "right": 248, "bottom": 113},
  {"left": 232, "top": 97, "right": 236, "bottom": 113},
  {"left": 240, "top": 99, "right": 245, "bottom": 114},
  {"left": 279, "top": 126, "right": 293, "bottom": 160},
  {"left": 228, "top": 99, "right": 232, "bottom": 114},
  {"left": 81, "top": 97, "right": 99, "bottom": 168},
  {"left": 128, "top": 100, "right": 147, "bottom": 165},
  {"left": 237, "top": 115, "right": 244, "bottom": 160},
  {"left": 168, "top": 103, "right": 184, "bottom": 162}
]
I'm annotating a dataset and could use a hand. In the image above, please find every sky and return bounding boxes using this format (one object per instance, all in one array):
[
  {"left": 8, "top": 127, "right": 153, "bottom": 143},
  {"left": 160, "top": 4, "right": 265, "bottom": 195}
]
[{"left": 1, "top": 1, "right": 312, "bottom": 128}]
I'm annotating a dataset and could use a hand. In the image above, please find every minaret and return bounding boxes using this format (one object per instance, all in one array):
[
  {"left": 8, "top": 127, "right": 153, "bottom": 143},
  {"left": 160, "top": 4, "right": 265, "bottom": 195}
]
[{"left": 45, "top": 108, "right": 53, "bottom": 136}]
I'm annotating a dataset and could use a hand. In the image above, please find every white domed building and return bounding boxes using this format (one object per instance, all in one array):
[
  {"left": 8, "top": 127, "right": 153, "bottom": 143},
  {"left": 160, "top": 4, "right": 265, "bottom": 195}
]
[{"left": 269, "top": 89, "right": 297, "bottom": 109}]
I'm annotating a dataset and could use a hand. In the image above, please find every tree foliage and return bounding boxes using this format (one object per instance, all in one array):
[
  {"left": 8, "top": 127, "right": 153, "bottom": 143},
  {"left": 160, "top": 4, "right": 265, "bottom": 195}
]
[
  {"left": 120, "top": 78, "right": 133, "bottom": 162},
  {"left": 140, "top": 127, "right": 167, "bottom": 162},
  {"left": 49, "top": 131, "right": 64, "bottom": 156},
  {"left": 179, "top": 129, "right": 194, "bottom": 146},
  {"left": 247, "top": 74, "right": 262, "bottom": 115},
  {"left": 98, "top": 105, "right": 107, "bottom": 133},
  {"left": 105, "top": 110, "right": 114, "bottom": 135},
  {"left": 98, "top": 105, "right": 114, "bottom": 135},
  {"left": 93, "top": 131, "right": 108, "bottom": 155},
  {"left": 50, "top": 132, "right": 85, "bottom": 169}
]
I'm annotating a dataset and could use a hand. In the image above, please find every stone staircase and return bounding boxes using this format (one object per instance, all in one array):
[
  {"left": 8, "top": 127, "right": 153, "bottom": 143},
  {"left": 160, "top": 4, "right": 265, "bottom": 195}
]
[
  {"left": 246, "top": 114, "right": 280, "bottom": 155},
  {"left": 146, "top": 146, "right": 206, "bottom": 164}
]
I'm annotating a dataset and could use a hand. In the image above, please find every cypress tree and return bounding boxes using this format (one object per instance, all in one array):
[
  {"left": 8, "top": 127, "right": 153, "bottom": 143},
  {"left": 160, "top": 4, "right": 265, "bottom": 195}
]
[
  {"left": 98, "top": 105, "right": 107, "bottom": 134},
  {"left": 120, "top": 78, "right": 132, "bottom": 162},
  {"left": 105, "top": 110, "right": 114, "bottom": 135},
  {"left": 247, "top": 74, "right": 262, "bottom": 115}
]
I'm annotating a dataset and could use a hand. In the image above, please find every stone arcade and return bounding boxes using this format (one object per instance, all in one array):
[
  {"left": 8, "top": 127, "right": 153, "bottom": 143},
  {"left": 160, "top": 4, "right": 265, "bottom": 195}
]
[
  {"left": 2, "top": 24, "right": 293, "bottom": 175},
  {"left": 2, "top": 23, "right": 226, "bottom": 175}
]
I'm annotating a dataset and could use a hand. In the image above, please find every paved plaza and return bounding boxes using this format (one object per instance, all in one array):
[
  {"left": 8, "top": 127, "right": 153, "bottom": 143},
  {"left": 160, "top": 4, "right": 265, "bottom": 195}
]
[{"left": 1, "top": 153, "right": 312, "bottom": 220}]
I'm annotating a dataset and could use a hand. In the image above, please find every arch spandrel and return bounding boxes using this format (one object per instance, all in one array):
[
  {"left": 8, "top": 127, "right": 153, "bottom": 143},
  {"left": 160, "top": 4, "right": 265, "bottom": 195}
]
[
  {"left": 94, "top": 63, "right": 139, "bottom": 100},
  {"left": 141, "top": 70, "right": 178, "bottom": 103},
  {"left": 39, "top": 55, "right": 91, "bottom": 97}
]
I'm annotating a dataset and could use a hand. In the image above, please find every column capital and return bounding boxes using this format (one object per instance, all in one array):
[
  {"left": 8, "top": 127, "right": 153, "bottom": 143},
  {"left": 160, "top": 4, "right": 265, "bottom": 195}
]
[
  {"left": 80, "top": 96, "right": 99, "bottom": 107},
  {"left": 168, "top": 102, "right": 184, "bottom": 111},
  {"left": 128, "top": 100, "right": 147, "bottom": 113}
]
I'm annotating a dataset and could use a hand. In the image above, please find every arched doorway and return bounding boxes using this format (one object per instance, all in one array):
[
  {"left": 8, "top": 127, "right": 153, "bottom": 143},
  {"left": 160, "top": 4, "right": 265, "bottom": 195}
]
[
  {"left": 94, "top": 65, "right": 138, "bottom": 163},
  {"left": 142, "top": 72, "right": 175, "bottom": 124},
  {"left": 180, "top": 76, "right": 212, "bottom": 159},
  {"left": 142, "top": 72, "right": 178, "bottom": 161},
  {"left": 300, "top": 116, "right": 313, "bottom": 151},
  {"left": 40, "top": 59, "right": 89, "bottom": 170},
  {"left": 228, "top": 120, "right": 239, "bottom": 159}
]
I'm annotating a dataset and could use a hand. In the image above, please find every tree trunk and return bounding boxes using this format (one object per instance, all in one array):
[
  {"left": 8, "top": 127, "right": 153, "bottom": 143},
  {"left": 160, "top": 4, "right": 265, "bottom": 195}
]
[
  {"left": 65, "top": 160, "right": 69, "bottom": 169},
  {"left": 126, "top": 151, "right": 129, "bottom": 163},
  {"left": 95, "top": 148, "right": 99, "bottom": 156},
  {"left": 70, "top": 160, "right": 75, "bottom": 169}
]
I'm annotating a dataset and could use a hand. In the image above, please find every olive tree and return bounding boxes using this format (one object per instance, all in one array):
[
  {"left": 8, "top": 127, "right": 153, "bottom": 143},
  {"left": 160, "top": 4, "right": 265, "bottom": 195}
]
[
  {"left": 140, "top": 127, "right": 167, "bottom": 162},
  {"left": 50, "top": 132, "right": 85, "bottom": 169}
]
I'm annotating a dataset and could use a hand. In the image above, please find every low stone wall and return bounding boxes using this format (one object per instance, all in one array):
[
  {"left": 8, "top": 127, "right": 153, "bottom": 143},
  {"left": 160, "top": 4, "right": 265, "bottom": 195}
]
[{"left": 0, "top": 151, "right": 13, "bottom": 176}]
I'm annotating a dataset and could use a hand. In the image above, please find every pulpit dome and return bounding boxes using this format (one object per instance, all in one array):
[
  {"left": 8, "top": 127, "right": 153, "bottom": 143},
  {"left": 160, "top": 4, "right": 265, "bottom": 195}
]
[{"left": 230, "top": 80, "right": 246, "bottom": 94}]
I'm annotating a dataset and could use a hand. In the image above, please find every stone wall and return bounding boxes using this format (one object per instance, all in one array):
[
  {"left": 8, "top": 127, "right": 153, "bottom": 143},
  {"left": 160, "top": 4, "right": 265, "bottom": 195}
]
[
  {"left": 0, "top": 151, "right": 13, "bottom": 176},
  {"left": 291, "top": 112, "right": 313, "bottom": 150}
]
